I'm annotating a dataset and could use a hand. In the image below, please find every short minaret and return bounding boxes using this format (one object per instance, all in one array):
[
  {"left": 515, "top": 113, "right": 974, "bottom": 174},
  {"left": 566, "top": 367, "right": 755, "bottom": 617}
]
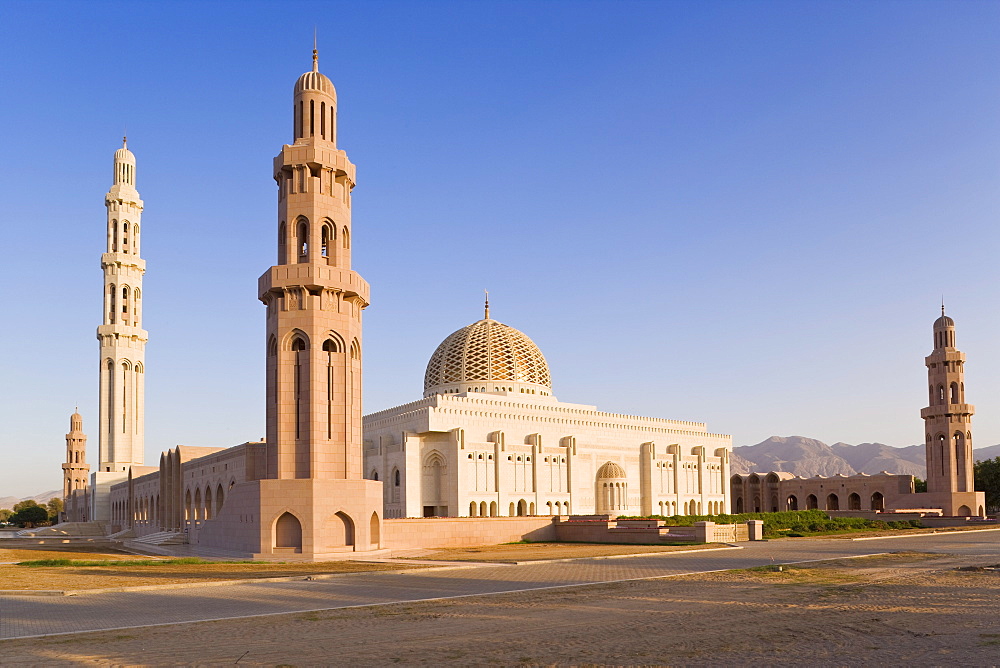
[
  {"left": 919, "top": 308, "right": 984, "bottom": 516},
  {"left": 62, "top": 411, "right": 90, "bottom": 499},
  {"left": 97, "top": 138, "right": 147, "bottom": 473}
]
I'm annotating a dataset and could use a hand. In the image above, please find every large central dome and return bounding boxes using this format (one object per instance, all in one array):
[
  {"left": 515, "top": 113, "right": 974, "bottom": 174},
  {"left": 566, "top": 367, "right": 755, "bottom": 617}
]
[{"left": 424, "top": 314, "right": 552, "bottom": 397}]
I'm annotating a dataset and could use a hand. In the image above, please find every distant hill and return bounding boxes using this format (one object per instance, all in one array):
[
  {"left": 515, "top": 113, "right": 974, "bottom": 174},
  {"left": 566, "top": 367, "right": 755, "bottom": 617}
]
[
  {"left": 732, "top": 436, "right": 999, "bottom": 478},
  {"left": 0, "top": 490, "right": 61, "bottom": 510}
]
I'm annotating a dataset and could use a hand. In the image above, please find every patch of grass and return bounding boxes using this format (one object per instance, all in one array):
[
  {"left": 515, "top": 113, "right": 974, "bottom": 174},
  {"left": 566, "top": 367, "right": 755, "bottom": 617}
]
[{"left": 618, "top": 510, "right": 923, "bottom": 538}]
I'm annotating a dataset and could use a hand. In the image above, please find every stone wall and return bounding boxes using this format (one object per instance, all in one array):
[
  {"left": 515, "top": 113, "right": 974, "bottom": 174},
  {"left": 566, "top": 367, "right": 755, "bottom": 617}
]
[{"left": 383, "top": 516, "right": 556, "bottom": 549}]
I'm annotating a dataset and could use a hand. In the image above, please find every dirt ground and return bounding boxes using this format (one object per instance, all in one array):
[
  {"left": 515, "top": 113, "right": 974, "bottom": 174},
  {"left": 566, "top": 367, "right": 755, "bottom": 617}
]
[
  {"left": 0, "top": 547, "right": 138, "bottom": 563},
  {"left": 413, "top": 541, "right": 721, "bottom": 562},
  {"left": 3, "top": 551, "right": 1000, "bottom": 666},
  {"left": 0, "top": 559, "right": 422, "bottom": 591}
]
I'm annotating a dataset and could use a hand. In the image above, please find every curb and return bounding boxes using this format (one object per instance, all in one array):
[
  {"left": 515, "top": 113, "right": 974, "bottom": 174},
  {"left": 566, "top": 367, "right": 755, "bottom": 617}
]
[{"left": 851, "top": 527, "right": 1000, "bottom": 541}]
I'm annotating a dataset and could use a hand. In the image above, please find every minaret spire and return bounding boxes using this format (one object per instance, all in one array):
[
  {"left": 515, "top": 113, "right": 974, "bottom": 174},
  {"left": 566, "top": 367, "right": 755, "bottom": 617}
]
[
  {"left": 312, "top": 29, "right": 318, "bottom": 72},
  {"left": 484, "top": 290, "right": 490, "bottom": 320}
]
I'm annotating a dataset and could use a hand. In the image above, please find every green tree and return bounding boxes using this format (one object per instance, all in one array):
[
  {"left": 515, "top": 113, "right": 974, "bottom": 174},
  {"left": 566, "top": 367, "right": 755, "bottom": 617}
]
[
  {"left": 11, "top": 504, "right": 49, "bottom": 528},
  {"left": 914, "top": 478, "right": 927, "bottom": 493},
  {"left": 974, "top": 457, "right": 1000, "bottom": 513},
  {"left": 47, "top": 497, "right": 64, "bottom": 523},
  {"left": 0, "top": 508, "right": 13, "bottom": 524},
  {"left": 12, "top": 499, "right": 39, "bottom": 513}
]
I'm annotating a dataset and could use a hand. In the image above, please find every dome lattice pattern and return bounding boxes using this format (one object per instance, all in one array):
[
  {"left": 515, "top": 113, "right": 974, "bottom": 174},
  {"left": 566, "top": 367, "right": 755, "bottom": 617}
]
[
  {"left": 596, "top": 461, "right": 627, "bottom": 479},
  {"left": 424, "top": 318, "right": 551, "bottom": 394}
]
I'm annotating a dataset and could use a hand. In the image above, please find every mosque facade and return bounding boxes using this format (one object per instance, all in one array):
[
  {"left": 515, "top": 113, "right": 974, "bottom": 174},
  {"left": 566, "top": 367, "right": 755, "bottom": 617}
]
[{"left": 364, "top": 302, "right": 732, "bottom": 519}]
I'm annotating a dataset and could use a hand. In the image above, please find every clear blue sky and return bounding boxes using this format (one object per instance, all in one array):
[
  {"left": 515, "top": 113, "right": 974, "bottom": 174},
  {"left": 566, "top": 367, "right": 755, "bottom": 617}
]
[{"left": 1, "top": 1, "right": 997, "bottom": 498}]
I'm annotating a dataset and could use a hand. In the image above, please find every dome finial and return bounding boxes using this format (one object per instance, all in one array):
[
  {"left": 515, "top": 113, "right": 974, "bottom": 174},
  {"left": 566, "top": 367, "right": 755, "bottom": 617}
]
[
  {"left": 484, "top": 290, "right": 490, "bottom": 320},
  {"left": 312, "top": 27, "right": 318, "bottom": 72},
  {"left": 941, "top": 296, "right": 945, "bottom": 317}
]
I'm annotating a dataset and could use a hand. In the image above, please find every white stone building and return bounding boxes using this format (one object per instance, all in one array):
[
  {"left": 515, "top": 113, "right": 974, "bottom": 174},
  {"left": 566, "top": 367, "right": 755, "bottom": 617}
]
[{"left": 363, "top": 305, "right": 732, "bottom": 518}]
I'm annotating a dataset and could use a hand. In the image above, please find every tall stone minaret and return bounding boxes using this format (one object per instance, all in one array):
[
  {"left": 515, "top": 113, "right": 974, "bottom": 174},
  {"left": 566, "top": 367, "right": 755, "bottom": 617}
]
[
  {"left": 259, "top": 46, "right": 366, "bottom": 480},
  {"left": 920, "top": 308, "right": 980, "bottom": 514},
  {"left": 97, "top": 139, "right": 147, "bottom": 473},
  {"left": 62, "top": 411, "right": 90, "bottom": 499}
]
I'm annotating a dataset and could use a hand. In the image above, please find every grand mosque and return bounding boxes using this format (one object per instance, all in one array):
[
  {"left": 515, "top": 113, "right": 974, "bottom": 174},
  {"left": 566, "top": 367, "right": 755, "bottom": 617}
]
[{"left": 59, "top": 49, "right": 983, "bottom": 559}]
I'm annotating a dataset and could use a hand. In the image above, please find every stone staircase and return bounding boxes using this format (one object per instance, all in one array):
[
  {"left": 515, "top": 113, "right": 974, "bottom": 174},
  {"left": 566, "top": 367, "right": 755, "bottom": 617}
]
[
  {"left": 107, "top": 528, "right": 136, "bottom": 540},
  {"left": 130, "top": 531, "right": 188, "bottom": 546},
  {"left": 17, "top": 521, "right": 108, "bottom": 537}
]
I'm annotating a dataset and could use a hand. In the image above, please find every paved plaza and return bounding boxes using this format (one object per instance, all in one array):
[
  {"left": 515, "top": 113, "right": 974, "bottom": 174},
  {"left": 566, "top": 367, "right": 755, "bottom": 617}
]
[{"left": 1, "top": 530, "right": 998, "bottom": 641}]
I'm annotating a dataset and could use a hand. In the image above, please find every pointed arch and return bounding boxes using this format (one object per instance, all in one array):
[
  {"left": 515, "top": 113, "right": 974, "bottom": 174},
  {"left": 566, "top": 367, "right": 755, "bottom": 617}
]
[
  {"left": 369, "top": 511, "right": 380, "bottom": 548},
  {"left": 296, "top": 217, "right": 309, "bottom": 262},
  {"left": 350, "top": 338, "right": 361, "bottom": 360},
  {"left": 278, "top": 222, "right": 287, "bottom": 263},
  {"left": 274, "top": 512, "right": 303, "bottom": 550},
  {"left": 334, "top": 511, "right": 355, "bottom": 547},
  {"left": 342, "top": 226, "right": 350, "bottom": 249},
  {"left": 215, "top": 484, "right": 224, "bottom": 515},
  {"left": 323, "top": 331, "right": 345, "bottom": 353}
]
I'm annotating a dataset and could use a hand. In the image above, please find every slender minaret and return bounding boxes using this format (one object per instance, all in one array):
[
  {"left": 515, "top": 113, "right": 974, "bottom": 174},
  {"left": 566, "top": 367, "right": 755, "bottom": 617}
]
[
  {"left": 260, "top": 46, "right": 366, "bottom": 480},
  {"left": 97, "top": 138, "right": 147, "bottom": 473},
  {"left": 62, "top": 411, "right": 90, "bottom": 499},
  {"left": 921, "top": 308, "right": 975, "bottom": 497}
]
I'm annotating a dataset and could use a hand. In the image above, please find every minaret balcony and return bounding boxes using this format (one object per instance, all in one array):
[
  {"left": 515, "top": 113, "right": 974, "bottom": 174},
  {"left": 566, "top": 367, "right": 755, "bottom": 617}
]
[
  {"left": 259, "top": 263, "right": 369, "bottom": 300},
  {"left": 921, "top": 403, "right": 975, "bottom": 419},
  {"left": 101, "top": 253, "right": 146, "bottom": 270},
  {"left": 274, "top": 145, "right": 355, "bottom": 180}
]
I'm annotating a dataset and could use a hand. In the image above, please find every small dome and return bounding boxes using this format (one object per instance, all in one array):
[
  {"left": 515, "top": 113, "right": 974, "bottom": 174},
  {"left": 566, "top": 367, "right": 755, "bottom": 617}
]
[
  {"left": 424, "top": 316, "right": 551, "bottom": 396},
  {"left": 596, "top": 461, "right": 627, "bottom": 480},
  {"left": 934, "top": 314, "right": 955, "bottom": 329},
  {"left": 295, "top": 70, "right": 335, "bottom": 96},
  {"left": 114, "top": 146, "right": 135, "bottom": 164}
]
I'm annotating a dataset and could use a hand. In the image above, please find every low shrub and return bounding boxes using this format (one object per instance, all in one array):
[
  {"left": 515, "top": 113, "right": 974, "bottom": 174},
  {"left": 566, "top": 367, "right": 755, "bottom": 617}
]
[{"left": 618, "top": 509, "right": 923, "bottom": 538}]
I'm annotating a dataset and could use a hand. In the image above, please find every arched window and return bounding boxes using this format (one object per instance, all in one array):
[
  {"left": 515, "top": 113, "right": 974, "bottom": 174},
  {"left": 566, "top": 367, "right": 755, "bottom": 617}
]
[
  {"left": 121, "top": 286, "right": 129, "bottom": 323},
  {"left": 216, "top": 484, "right": 224, "bottom": 515},
  {"left": 350, "top": 339, "right": 361, "bottom": 360},
  {"left": 937, "top": 385, "right": 945, "bottom": 404},
  {"left": 122, "top": 222, "right": 129, "bottom": 252},
  {"left": 786, "top": 495, "right": 798, "bottom": 511},
  {"left": 951, "top": 382, "right": 959, "bottom": 404},
  {"left": 806, "top": 494, "right": 818, "bottom": 510},
  {"left": 343, "top": 227, "right": 350, "bottom": 248},
  {"left": 278, "top": 222, "right": 287, "bottom": 263},
  {"left": 112, "top": 220, "right": 118, "bottom": 252},
  {"left": 321, "top": 223, "right": 333, "bottom": 259},
  {"left": 320, "top": 102, "right": 326, "bottom": 140},
  {"left": 297, "top": 220, "right": 308, "bottom": 261},
  {"left": 826, "top": 493, "right": 839, "bottom": 511},
  {"left": 309, "top": 99, "right": 315, "bottom": 137},
  {"left": 109, "top": 284, "right": 117, "bottom": 324}
]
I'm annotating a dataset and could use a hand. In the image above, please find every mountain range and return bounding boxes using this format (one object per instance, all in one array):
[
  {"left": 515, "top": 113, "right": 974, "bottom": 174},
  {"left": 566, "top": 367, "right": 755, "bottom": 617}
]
[
  {"left": 0, "top": 490, "right": 61, "bottom": 511},
  {"left": 732, "top": 436, "right": 1000, "bottom": 478}
]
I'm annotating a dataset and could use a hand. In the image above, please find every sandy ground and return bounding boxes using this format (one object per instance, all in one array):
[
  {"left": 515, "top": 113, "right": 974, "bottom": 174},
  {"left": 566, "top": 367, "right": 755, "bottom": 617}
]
[
  {"left": 3, "top": 551, "right": 1000, "bottom": 666},
  {"left": 0, "top": 558, "right": 422, "bottom": 591},
  {"left": 0, "top": 547, "right": 138, "bottom": 563},
  {"left": 413, "top": 542, "right": 721, "bottom": 562}
]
